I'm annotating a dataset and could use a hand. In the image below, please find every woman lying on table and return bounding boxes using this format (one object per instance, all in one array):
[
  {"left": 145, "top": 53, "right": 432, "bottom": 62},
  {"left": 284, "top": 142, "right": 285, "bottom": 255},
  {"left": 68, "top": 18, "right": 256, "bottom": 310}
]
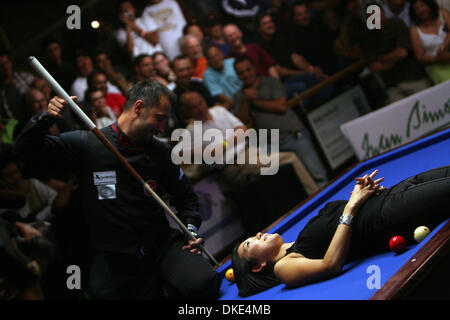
[{"left": 232, "top": 166, "right": 450, "bottom": 297}]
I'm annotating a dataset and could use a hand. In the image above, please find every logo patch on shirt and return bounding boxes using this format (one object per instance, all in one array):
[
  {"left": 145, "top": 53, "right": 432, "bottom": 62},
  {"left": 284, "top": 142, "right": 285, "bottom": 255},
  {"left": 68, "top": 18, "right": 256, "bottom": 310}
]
[
  {"left": 93, "top": 171, "right": 117, "bottom": 185},
  {"left": 143, "top": 180, "right": 157, "bottom": 197},
  {"left": 94, "top": 171, "right": 117, "bottom": 200}
]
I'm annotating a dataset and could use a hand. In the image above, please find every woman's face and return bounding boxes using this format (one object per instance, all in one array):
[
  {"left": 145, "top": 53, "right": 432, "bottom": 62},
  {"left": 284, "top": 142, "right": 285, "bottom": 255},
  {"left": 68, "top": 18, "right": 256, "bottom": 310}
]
[
  {"left": 238, "top": 232, "right": 283, "bottom": 268},
  {"left": 414, "top": 1, "right": 431, "bottom": 21}
]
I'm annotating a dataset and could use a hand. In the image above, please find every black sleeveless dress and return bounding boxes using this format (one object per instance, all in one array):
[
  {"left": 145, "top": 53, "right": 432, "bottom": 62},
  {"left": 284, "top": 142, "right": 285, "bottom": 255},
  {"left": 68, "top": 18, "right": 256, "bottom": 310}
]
[{"left": 285, "top": 165, "right": 450, "bottom": 262}]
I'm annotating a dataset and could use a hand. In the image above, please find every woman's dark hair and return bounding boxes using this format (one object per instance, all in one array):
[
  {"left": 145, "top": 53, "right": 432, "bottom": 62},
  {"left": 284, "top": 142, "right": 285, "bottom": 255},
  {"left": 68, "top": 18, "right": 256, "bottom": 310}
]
[
  {"left": 409, "top": 0, "right": 440, "bottom": 25},
  {"left": 231, "top": 241, "right": 282, "bottom": 297}
]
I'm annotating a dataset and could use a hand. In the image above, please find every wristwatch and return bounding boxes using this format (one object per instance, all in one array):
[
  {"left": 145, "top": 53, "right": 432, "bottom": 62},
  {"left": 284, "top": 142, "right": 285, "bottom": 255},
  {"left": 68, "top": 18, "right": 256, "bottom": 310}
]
[{"left": 339, "top": 214, "right": 354, "bottom": 227}]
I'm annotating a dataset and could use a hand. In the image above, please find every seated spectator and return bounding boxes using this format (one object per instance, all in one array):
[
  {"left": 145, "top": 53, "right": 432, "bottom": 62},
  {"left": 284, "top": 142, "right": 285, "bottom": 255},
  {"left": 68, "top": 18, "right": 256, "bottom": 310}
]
[
  {"left": 84, "top": 88, "right": 117, "bottom": 129},
  {"left": 152, "top": 51, "right": 176, "bottom": 90},
  {"left": 288, "top": 1, "right": 339, "bottom": 75},
  {"left": 203, "top": 17, "right": 231, "bottom": 57},
  {"left": 262, "top": 0, "right": 292, "bottom": 36},
  {"left": 255, "top": 12, "right": 326, "bottom": 100},
  {"left": 70, "top": 52, "right": 122, "bottom": 104},
  {"left": 183, "top": 22, "right": 206, "bottom": 45},
  {"left": 172, "top": 55, "right": 215, "bottom": 107},
  {"left": 376, "top": 0, "right": 411, "bottom": 27},
  {"left": 13, "top": 89, "right": 69, "bottom": 139},
  {"left": 170, "top": 55, "right": 216, "bottom": 131},
  {"left": 128, "top": 54, "right": 155, "bottom": 87},
  {"left": 334, "top": 0, "right": 366, "bottom": 61},
  {"left": 409, "top": 0, "right": 450, "bottom": 84},
  {"left": 232, "top": 56, "right": 329, "bottom": 188},
  {"left": 179, "top": 34, "right": 208, "bottom": 78},
  {"left": 93, "top": 51, "right": 129, "bottom": 96},
  {"left": 115, "top": 0, "right": 163, "bottom": 58},
  {"left": 203, "top": 44, "right": 243, "bottom": 109},
  {"left": 0, "top": 121, "right": 12, "bottom": 155},
  {"left": 31, "top": 78, "right": 52, "bottom": 102},
  {"left": 180, "top": 90, "right": 318, "bottom": 194},
  {"left": 141, "top": 0, "right": 187, "bottom": 60},
  {"left": 0, "top": 156, "right": 58, "bottom": 222},
  {"left": 223, "top": 23, "right": 279, "bottom": 78},
  {"left": 0, "top": 51, "right": 32, "bottom": 126},
  {"left": 361, "top": 4, "right": 431, "bottom": 102},
  {"left": 87, "top": 71, "right": 126, "bottom": 117},
  {"left": 31, "top": 78, "right": 78, "bottom": 130},
  {"left": 41, "top": 38, "right": 76, "bottom": 92}
]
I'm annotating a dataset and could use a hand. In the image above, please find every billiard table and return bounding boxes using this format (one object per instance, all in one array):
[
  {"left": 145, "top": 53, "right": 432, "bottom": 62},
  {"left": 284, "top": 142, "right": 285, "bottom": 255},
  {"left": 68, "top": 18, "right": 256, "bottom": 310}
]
[{"left": 217, "top": 127, "right": 450, "bottom": 300}]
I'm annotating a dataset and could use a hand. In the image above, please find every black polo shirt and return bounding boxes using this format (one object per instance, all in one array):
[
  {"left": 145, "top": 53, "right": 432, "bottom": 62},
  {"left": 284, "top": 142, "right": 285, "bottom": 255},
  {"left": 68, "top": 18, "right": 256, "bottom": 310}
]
[{"left": 13, "top": 113, "right": 201, "bottom": 255}]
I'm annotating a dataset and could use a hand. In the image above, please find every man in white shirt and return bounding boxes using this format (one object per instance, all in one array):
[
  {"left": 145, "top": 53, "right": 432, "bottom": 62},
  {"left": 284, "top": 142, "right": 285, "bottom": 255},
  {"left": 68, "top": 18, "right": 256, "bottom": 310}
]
[
  {"left": 141, "top": 0, "right": 187, "bottom": 60},
  {"left": 70, "top": 52, "right": 121, "bottom": 104}
]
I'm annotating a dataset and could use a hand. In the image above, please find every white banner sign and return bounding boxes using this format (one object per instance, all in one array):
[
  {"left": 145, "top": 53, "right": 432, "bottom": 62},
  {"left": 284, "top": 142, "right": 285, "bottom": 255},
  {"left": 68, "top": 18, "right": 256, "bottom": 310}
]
[{"left": 340, "top": 80, "right": 450, "bottom": 161}]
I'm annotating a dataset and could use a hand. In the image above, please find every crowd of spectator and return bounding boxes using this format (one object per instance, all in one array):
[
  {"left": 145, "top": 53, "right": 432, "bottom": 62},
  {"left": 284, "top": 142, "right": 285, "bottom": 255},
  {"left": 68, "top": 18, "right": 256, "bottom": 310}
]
[{"left": 2, "top": 0, "right": 450, "bottom": 299}]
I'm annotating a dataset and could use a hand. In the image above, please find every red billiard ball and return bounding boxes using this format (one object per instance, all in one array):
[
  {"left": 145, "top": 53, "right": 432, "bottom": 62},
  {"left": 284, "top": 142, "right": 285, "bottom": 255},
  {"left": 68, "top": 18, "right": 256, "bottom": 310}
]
[{"left": 389, "top": 235, "right": 406, "bottom": 253}]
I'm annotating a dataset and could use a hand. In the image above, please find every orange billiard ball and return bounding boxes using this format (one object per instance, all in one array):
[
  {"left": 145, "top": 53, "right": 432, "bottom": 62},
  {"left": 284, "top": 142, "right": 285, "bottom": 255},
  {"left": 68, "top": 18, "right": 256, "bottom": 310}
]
[{"left": 225, "top": 268, "right": 235, "bottom": 283}]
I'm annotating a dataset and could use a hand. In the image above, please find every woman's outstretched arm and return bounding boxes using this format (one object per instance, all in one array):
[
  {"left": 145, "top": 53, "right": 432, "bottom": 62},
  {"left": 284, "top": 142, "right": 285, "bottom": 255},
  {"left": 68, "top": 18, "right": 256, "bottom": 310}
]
[{"left": 274, "top": 170, "right": 383, "bottom": 287}]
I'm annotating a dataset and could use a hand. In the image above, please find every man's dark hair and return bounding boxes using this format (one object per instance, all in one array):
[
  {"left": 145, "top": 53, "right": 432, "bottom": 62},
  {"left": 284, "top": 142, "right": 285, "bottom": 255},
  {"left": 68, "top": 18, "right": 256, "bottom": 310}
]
[
  {"left": 123, "top": 80, "right": 175, "bottom": 112},
  {"left": 133, "top": 54, "right": 151, "bottom": 67},
  {"left": 292, "top": 0, "right": 309, "bottom": 10},
  {"left": 171, "top": 54, "right": 191, "bottom": 69},
  {"left": 233, "top": 55, "right": 254, "bottom": 69},
  {"left": 409, "top": 0, "right": 440, "bottom": 25},
  {"left": 203, "top": 43, "right": 220, "bottom": 58},
  {"left": 87, "top": 70, "right": 107, "bottom": 89},
  {"left": 84, "top": 87, "right": 103, "bottom": 103}
]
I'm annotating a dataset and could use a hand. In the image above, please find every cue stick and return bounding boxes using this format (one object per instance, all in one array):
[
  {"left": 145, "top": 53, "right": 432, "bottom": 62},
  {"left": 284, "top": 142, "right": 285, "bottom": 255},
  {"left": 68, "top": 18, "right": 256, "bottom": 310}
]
[{"left": 28, "top": 56, "right": 220, "bottom": 267}]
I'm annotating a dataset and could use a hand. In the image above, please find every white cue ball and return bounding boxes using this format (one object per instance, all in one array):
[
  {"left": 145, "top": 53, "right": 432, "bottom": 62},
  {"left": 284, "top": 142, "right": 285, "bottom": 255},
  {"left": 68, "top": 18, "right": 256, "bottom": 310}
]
[{"left": 413, "top": 226, "right": 431, "bottom": 243}]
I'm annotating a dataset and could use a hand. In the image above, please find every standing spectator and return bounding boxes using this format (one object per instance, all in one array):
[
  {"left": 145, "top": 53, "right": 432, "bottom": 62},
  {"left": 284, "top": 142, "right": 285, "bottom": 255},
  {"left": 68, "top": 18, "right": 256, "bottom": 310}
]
[
  {"left": 41, "top": 38, "right": 75, "bottom": 92},
  {"left": 142, "top": 0, "right": 187, "bottom": 61},
  {"left": 84, "top": 88, "right": 117, "bottom": 129},
  {"left": 179, "top": 34, "right": 208, "bottom": 78},
  {"left": 223, "top": 23, "right": 279, "bottom": 78},
  {"left": 361, "top": 5, "right": 431, "bottom": 102},
  {"left": 152, "top": 51, "right": 176, "bottom": 90},
  {"left": 233, "top": 56, "right": 329, "bottom": 188},
  {"left": 203, "top": 44, "right": 242, "bottom": 109},
  {"left": 409, "top": 0, "right": 450, "bottom": 84},
  {"left": 87, "top": 71, "right": 126, "bottom": 117},
  {"left": 115, "top": 0, "right": 163, "bottom": 58}
]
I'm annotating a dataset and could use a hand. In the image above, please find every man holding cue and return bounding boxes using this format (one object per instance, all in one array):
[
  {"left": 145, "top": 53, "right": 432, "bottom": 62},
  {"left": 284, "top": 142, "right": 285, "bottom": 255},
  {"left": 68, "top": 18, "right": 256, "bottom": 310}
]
[{"left": 13, "top": 80, "right": 221, "bottom": 299}]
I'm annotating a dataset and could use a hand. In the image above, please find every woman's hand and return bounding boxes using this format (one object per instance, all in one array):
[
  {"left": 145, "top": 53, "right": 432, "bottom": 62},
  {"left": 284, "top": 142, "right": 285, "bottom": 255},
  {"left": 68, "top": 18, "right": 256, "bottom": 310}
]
[{"left": 348, "top": 169, "right": 384, "bottom": 209}]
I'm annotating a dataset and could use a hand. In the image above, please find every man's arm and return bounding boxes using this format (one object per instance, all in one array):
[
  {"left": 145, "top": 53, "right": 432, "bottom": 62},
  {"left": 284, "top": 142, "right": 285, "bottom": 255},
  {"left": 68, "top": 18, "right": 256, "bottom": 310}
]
[
  {"left": 251, "top": 98, "right": 288, "bottom": 113},
  {"left": 13, "top": 97, "right": 84, "bottom": 177}
]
